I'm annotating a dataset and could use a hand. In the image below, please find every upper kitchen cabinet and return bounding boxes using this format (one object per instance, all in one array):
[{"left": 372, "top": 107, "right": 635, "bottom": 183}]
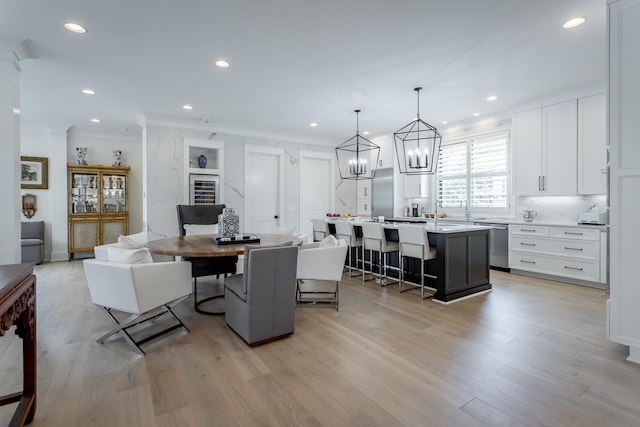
[
  {"left": 403, "top": 173, "right": 431, "bottom": 198},
  {"left": 512, "top": 100, "right": 577, "bottom": 196},
  {"left": 578, "top": 93, "right": 607, "bottom": 195}
]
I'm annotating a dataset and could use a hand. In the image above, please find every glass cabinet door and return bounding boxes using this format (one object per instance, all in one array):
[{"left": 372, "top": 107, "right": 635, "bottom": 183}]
[
  {"left": 70, "top": 172, "right": 99, "bottom": 213},
  {"left": 102, "top": 173, "right": 127, "bottom": 213}
]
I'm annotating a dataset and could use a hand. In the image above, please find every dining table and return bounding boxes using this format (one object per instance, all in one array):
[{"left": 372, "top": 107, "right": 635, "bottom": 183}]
[{"left": 146, "top": 233, "right": 298, "bottom": 314}]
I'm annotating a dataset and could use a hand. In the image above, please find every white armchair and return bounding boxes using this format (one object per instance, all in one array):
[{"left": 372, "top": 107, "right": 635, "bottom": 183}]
[
  {"left": 83, "top": 251, "right": 192, "bottom": 354},
  {"left": 296, "top": 239, "right": 348, "bottom": 310}
]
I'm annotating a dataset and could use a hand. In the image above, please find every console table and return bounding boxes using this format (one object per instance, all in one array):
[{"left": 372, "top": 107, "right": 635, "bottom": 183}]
[{"left": 0, "top": 263, "right": 37, "bottom": 426}]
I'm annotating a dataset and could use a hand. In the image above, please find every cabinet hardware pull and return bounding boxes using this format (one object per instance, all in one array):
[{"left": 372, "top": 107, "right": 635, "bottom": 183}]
[
  {"left": 564, "top": 231, "right": 583, "bottom": 236},
  {"left": 541, "top": 175, "right": 545, "bottom": 191},
  {"left": 520, "top": 242, "right": 536, "bottom": 246},
  {"left": 564, "top": 247, "right": 583, "bottom": 251},
  {"left": 564, "top": 266, "right": 584, "bottom": 271},
  {"left": 520, "top": 229, "right": 536, "bottom": 232},
  {"left": 538, "top": 176, "right": 542, "bottom": 191},
  {"left": 520, "top": 259, "right": 536, "bottom": 264}
]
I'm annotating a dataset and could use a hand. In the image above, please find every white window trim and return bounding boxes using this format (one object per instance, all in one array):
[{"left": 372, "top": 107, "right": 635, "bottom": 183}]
[{"left": 435, "top": 130, "right": 511, "bottom": 216}]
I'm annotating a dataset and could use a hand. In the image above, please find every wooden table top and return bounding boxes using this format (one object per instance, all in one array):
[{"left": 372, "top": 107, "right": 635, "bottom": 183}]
[{"left": 145, "top": 233, "right": 296, "bottom": 257}]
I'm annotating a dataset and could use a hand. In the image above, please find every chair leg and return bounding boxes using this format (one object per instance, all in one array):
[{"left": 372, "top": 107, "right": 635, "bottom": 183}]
[
  {"left": 362, "top": 248, "right": 376, "bottom": 284},
  {"left": 95, "top": 298, "right": 189, "bottom": 354},
  {"left": 420, "top": 258, "right": 424, "bottom": 300},
  {"left": 399, "top": 251, "right": 404, "bottom": 293}
]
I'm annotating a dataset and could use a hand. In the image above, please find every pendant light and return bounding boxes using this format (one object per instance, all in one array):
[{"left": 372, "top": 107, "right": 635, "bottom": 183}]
[
  {"left": 394, "top": 87, "right": 442, "bottom": 175},
  {"left": 335, "top": 109, "right": 380, "bottom": 180}
]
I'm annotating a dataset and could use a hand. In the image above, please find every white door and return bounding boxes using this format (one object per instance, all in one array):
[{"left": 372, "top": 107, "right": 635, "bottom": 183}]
[
  {"left": 245, "top": 147, "right": 284, "bottom": 233},
  {"left": 300, "top": 151, "right": 335, "bottom": 238}
]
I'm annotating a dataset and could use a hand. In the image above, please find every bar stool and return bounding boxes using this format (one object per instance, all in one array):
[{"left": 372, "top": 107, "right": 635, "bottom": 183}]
[
  {"left": 334, "top": 220, "right": 363, "bottom": 277},
  {"left": 311, "top": 219, "right": 331, "bottom": 242},
  {"left": 362, "top": 222, "right": 399, "bottom": 286},
  {"left": 397, "top": 224, "right": 437, "bottom": 299}
]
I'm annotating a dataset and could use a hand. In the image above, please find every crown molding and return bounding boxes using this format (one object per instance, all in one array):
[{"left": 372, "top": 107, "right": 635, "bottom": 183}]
[
  {"left": 67, "top": 126, "right": 142, "bottom": 143},
  {"left": 138, "top": 112, "right": 337, "bottom": 147}
]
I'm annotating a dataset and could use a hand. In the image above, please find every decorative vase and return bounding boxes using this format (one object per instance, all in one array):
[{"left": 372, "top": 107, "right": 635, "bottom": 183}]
[
  {"left": 198, "top": 154, "right": 207, "bottom": 168},
  {"left": 218, "top": 208, "right": 239, "bottom": 238}
]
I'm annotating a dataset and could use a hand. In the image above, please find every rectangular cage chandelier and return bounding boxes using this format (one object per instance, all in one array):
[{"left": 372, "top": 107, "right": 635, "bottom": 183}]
[{"left": 394, "top": 87, "right": 442, "bottom": 175}]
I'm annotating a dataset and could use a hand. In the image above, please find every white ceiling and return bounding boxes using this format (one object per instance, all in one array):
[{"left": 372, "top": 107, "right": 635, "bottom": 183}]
[{"left": 1, "top": 0, "right": 607, "bottom": 142}]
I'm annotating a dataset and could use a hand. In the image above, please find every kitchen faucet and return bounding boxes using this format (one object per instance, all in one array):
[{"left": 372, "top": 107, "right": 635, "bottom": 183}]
[
  {"left": 460, "top": 200, "right": 470, "bottom": 219},
  {"left": 435, "top": 200, "right": 442, "bottom": 227}
]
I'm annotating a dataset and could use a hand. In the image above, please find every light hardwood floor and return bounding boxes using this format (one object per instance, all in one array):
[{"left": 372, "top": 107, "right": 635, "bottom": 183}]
[{"left": 2, "top": 260, "right": 640, "bottom": 426}]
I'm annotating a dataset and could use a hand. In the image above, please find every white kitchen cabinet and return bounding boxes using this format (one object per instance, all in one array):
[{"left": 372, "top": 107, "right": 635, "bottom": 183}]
[
  {"left": 608, "top": 0, "right": 640, "bottom": 363},
  {"left": 356, "top": 180, "right": 371, "bottom": 216},
  {"left": 578, "top": 93, "right": 607, "bottom": 195},
  {"left": 512, "top": 101, "right": 577, "bottom": 196},
  {"left": 509, "top": 225, "right": 602, "bottom": 284},
  {"left": 403, "top": 174, "right": 431, "bottom": 198}
]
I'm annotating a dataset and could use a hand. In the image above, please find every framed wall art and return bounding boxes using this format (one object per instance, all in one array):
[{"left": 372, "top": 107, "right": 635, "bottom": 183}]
[{"left": 21, "top": 156, "right": 49, "bottom": 189}]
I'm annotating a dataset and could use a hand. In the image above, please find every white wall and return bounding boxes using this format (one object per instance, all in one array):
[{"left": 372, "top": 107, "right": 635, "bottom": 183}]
[
  {"left": 0, "top": 52, "right": 21, "bottom": 265},
  {"left": 142, "top": 122, "right": 338, "bottom": 240}
]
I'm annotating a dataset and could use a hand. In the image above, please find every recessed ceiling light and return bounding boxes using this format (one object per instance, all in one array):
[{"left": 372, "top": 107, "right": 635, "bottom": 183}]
[
  {"left": 363, "top": 131, "right": 370, "bottom": 135},
  {"left": 442, "top": 121, "right": 448, "bottom": 125},
  {"left": 215, "top": 59, "right": 230, "bottom": 68},
  {"left": 90, "top": 118, "right": 101, "bottom": 123},
  {"left": 486, "top": 95, "right": 498, "bottom": 101},
  {"left": 310, "top": 122, "right": 318, "bottom": 127},
  {"left": 82, "top": 88, "right": 95, "bottom": 95},
  {"left": 182, "top": 105, "right": 193, "bottom": 110},
  {"left": 64, "top": 22, "right": 87, "bottom": 34},
  {"left": 563, "top": 17, "right": 586, "bottom": 29},
  {"left": 473, "top": 112, "right": 480, "bottom": 117}
]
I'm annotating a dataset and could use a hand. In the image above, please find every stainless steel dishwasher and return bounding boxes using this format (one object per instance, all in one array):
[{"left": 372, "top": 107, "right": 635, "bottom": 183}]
[{"left": 475, "top": 222, "right": 509, "bottom": 270}]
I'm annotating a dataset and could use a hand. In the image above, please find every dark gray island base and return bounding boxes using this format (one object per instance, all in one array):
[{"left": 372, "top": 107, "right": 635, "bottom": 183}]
[{"left": 330, "top": 220, "right": 492, "bottom": 303}]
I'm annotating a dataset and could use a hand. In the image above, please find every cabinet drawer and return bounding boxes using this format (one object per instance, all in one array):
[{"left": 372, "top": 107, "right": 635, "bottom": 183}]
[
  {"left": 510, "top": 225, "right": 549, "bottom": 236},
  {"left": 509, "top": 235, "right": 599, "bottom": 260},
  {"left": 509, "top": 251, "right": 600, "bottom": 282},
  {"left": 549, "top": 226, "right": 600, "bottom": 241}
]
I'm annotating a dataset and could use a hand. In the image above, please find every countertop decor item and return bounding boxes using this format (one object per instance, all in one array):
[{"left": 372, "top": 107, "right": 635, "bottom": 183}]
[
  {"left": 394, "top": 87, "right": 442, "bottom": 175},
  {"left": 198, "top": 154, "right": 207, "bottom": 168},
  {"left": 522, "top": 209, "right": 537, "bottom": 222},
  {"left": 218, "top": 207, "right": 239, "bottom": 237}
]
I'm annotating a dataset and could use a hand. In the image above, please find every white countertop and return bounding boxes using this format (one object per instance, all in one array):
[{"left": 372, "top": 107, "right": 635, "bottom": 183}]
[
  {"left": 391, "top": 216, "right": 608, "bottom": 231},
  {"left": 325, "top": 218, "right": 492, "bottom": 234}
]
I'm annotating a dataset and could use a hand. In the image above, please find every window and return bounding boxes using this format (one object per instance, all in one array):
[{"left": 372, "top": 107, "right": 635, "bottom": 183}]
[{"left": 436, "top": 132, "right": 509, "bottom": 210}]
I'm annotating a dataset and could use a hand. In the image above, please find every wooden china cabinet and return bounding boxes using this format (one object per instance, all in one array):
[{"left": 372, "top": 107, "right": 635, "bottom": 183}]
[{"left": 67, "top": 164, "right": 130, "bottom": 260}]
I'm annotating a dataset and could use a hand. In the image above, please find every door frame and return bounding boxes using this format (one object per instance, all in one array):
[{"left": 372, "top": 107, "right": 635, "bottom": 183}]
[
  {"left": 244, "top": 145, "right": 286, "bottom": 230},
  {"left": 299, "top": 150, "right": 336, "bottom": 235}
]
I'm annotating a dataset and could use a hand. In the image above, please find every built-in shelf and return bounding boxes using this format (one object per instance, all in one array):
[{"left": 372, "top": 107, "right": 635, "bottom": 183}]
[{"left": 183, "top": 139, "right": 224, "bottom": 204}]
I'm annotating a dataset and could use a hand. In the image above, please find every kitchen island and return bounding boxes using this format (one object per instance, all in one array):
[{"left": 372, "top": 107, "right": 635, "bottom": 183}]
[{"left": 326, "top": 219, "right": 492, "bottom": 303}]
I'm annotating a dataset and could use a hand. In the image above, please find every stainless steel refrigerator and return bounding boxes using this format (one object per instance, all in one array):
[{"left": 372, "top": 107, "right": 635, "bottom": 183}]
[{"left": 371, "top": 167, "right": 394, "bottom": 219}]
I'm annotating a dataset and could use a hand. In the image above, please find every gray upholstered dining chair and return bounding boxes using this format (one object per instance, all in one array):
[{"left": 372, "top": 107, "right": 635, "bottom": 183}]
[{"left": 224, "top": 245, "right": 299, "bottom": 346}]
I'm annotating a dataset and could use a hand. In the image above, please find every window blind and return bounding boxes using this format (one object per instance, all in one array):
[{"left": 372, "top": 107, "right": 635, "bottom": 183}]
[{"left": 437, "top": 132, "right": 508, "bottom": 209}]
